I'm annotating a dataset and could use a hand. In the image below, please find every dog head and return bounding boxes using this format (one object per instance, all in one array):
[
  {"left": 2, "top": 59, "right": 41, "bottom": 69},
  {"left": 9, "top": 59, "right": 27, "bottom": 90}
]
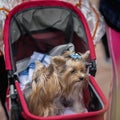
[{"left": 59, "top": 51, "right": 90, "bottom": 104}]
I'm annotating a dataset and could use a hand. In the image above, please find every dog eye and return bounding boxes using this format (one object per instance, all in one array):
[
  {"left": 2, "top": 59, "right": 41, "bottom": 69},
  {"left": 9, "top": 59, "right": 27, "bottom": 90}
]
[
  {"left": 70, "top": 69, "right": 76, "bottom": 73},
  {"left": 80, "top": 68, "right": 84, "bottom": 72}
]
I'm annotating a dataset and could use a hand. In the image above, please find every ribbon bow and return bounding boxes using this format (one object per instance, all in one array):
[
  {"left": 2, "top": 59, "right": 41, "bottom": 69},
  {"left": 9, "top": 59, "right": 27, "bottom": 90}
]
[{"left": 70, "top": 53, "right": 82, "bottom": 60}]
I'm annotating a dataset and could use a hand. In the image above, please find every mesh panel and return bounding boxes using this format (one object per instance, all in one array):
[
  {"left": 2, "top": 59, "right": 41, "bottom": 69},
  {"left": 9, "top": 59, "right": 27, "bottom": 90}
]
[{"left": 9, "top": 6, "right": 88, "bottom": 67}]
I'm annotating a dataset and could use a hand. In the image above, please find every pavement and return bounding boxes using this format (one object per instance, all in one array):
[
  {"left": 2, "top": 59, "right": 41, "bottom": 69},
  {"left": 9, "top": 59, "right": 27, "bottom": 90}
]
[{"left": 95, "top": 41, "right": 112, "bottom": 99}]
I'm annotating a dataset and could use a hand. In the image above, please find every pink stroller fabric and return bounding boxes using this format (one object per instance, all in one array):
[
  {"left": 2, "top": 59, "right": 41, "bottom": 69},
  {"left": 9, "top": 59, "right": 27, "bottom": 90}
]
[{"left": 106, "top": 25, "right": 120, "bottom": 120}]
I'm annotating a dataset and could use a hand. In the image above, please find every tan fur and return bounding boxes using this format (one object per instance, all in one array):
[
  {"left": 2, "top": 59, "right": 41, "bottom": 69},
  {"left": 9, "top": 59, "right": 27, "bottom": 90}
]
[
  {"left": 28, "top": 58, "right": 64, "bottom": 116},
  {"left": 27, "top": 50, "right": 90, "bottom": 116},
  {"left": 59, "top": 50, "right": 90, "bottom": 113}
]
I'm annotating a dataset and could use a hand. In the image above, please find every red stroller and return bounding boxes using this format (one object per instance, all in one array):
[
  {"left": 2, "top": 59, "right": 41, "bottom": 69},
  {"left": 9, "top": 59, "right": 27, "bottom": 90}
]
[{"left": 3, "top": 0, "right": 108, "bottom": 120}]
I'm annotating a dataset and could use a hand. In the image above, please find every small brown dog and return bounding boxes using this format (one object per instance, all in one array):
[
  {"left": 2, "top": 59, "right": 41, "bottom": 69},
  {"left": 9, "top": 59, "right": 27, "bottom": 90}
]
[
  {"left": 60, "top": 50, "right": 90, "bottom": 114},
  {"left": 27, "top": 56, "right": 66, "bottom": 116},
  {"left": 26, "top": 50, "right": 90, "bottom": 116}
]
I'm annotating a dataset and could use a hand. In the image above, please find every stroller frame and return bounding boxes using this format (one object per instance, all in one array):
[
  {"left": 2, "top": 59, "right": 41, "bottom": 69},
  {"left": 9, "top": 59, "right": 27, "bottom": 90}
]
[{"left": 3, "top": 0, "right": 108, "bottom": 120}]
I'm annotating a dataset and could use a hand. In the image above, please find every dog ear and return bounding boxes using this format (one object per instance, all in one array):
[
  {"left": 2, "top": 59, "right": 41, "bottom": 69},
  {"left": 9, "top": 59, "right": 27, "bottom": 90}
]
[
  {"left": 32, "top": 80, "right": 37, "bottom": 92},
  {"left": 32, "top": 61, "right": 44, "bottom": 89},
  {"left": 32, "top": 61, "right": 44, "bottom": 79},
  {"left": 81, "top": 50, "right": 90, "bottom": 61},
  {"left": 51, "top": 56, "right": 66, "bottom": 67},
  {"left": 51, "top": 56, "right": 66, "bottom": 72}
]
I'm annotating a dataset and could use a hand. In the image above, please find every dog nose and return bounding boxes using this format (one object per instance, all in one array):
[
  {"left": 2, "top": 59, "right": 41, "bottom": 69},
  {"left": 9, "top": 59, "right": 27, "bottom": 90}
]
[{"left": 79, "top": 77, "right": 84, "bottom": 81}]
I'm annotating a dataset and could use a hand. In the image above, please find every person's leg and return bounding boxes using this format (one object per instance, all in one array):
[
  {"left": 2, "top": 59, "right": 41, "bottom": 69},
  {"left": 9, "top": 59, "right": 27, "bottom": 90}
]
[
  {"left": 0, "top": 101, "right": 7, "bottom": 120},
  {"left": 0, "top": 51, "right": 9, "bottom": 119},
  {"left": 106, "top": 25, "right": 120, "bottom": 120},
  {"left": 101, "top": 34, "right": 110, "bottom": 61}
]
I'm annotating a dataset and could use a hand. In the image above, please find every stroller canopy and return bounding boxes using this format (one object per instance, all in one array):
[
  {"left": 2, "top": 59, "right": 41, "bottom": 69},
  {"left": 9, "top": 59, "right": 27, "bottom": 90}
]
[{"left": 3, "top": 0, "right": 95, "bottom": 71}]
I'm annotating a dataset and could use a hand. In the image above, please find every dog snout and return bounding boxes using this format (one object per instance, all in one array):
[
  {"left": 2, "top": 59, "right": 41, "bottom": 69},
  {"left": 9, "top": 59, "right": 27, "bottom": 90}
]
[
  {"left": 79, "top": 74, "right": 85, "bottom": 81},
  {"left": 79, "top": 76, "right": 84, "bottom": 81}
]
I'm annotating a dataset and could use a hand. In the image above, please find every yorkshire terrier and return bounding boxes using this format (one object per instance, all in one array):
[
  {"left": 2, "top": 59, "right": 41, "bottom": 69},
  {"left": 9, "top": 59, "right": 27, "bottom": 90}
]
[
  {"left": 26, "top": 54, "right": 76, "bottom": 116},
  {"left": 59, "top": 50, "right": 90, "bottom": 114},
  {"left": 24, "top": 50, "right": 90, "bottom": 116}
]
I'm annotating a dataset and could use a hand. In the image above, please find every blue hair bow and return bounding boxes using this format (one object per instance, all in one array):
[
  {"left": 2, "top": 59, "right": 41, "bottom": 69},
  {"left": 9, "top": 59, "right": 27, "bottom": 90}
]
[{"left": 70, "top": 53, "right": 82, "bottom": 60}]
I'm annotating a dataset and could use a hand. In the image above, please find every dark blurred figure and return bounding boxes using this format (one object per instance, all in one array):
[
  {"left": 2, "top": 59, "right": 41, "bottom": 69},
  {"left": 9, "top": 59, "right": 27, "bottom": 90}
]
[
  {"left": 101, "top": 33, "right": 110, "bottom": 61},
  {"left": 0, "top": 50, "right": 9, "bottom": 119},
  {"left": 99, "top": 0, "right": 120, "bottom": 120}
]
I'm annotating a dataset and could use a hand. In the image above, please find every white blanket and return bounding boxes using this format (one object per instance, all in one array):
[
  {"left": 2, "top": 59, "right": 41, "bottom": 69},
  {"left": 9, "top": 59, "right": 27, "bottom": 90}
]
[{"left": 19, "top": 52, "right": 51, "bottom": 90}]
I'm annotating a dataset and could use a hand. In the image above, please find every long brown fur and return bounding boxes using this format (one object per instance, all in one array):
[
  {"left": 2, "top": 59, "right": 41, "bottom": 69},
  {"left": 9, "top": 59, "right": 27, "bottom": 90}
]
[
  {"left": 60, "top": 50, "right": 90, "bottom": 113},
  {"left": 28, "top": 57, "right": 65, "bottom": 116},
  {"left": 26, "top": 50, "right": 90, "bottom": 116}
]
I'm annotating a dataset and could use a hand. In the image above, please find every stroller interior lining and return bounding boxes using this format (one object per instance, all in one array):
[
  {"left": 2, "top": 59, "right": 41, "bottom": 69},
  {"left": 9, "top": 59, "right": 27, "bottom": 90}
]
[
  {"left": 16, "top": 43, "right": 75, "bottom": 74},
  {"left": 10, "top": 7, "right": 88, "bottom": 44},
  {"left": 9, "top": 6, "right": 89, "bottom": 72}
]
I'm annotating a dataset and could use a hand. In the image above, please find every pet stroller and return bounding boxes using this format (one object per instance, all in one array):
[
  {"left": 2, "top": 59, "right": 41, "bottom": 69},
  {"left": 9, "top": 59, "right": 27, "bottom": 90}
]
[{"left": 3, "top": 0, "right": 108, "bottom": 120}]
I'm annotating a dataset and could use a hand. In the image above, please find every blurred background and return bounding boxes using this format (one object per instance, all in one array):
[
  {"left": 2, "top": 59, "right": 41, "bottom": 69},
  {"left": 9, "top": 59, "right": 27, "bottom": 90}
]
[
  {"left": 0, "top": 0, "right": 112, "bottom": 119},
  {"left": 91, "top": 0, "right": 112, "bottom": 100}
]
